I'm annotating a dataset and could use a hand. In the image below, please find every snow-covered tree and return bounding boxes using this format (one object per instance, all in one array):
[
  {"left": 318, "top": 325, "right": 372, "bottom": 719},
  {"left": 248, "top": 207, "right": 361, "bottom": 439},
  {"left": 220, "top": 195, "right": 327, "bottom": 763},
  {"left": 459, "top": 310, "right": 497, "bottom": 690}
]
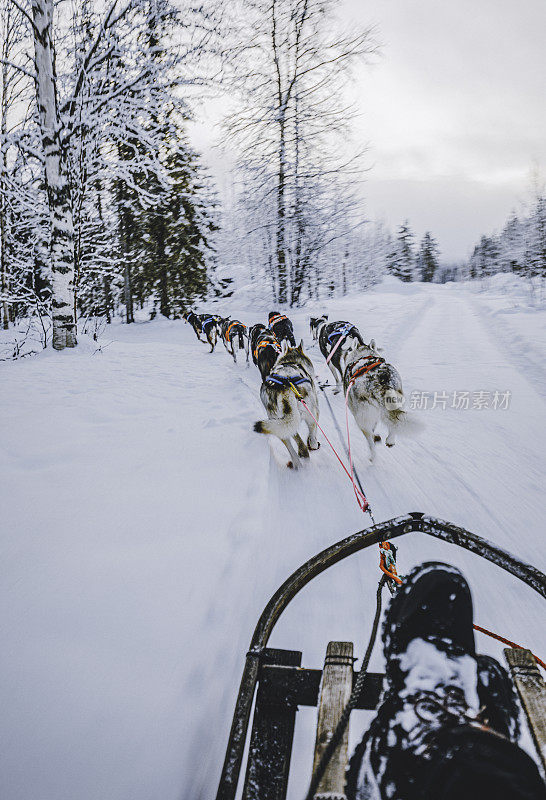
[
  {"left": 30, "top": 0, "right": 78, "bottom": 349},
  {"left": 1, "top": 0, "right": 221, "bottom": 345},
  {"left": 416, "top": 231, "right": 440, "bottom": 282},
  {"left": 224, "top": 0, "right": 377, "bottom": 305},
  {"left": 389, "top": 221, "right": 415, "bottom": 282}
]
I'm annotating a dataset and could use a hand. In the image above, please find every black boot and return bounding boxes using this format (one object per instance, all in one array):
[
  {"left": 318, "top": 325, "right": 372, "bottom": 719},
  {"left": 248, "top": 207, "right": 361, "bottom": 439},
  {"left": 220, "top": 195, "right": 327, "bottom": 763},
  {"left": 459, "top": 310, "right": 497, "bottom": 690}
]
[
  {"left": 476, "top": 654, "right": 520, "bottom": 742},
  {"left": 346, "top": 563, "right": 545, "bottom": 800}
]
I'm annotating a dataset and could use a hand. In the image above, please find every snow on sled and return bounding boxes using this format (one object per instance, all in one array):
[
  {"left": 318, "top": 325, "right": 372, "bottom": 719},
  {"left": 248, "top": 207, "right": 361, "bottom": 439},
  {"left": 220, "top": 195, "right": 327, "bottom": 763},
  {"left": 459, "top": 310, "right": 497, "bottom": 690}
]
[{"left": 215, "top": 512, "right": 546, "bottom": 800}]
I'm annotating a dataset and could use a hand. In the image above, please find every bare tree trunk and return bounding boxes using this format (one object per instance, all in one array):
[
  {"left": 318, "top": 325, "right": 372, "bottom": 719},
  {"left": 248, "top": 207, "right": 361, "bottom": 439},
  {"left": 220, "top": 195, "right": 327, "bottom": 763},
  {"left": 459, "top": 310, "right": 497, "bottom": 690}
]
[
  {"left": 31, "top": 0, "right": 77, "bottom": 349},
  {"left": 341, "top": 245, "right": 349, "bottom": 295},
  {"left": 0, "top": 89, "right": 8, "bottom": 329},
  {"left": 1, "top": 3, "right": 11, "bottom": 329},
  {"left": 276, "top": 120, "right": 288, "bottom": 303}
]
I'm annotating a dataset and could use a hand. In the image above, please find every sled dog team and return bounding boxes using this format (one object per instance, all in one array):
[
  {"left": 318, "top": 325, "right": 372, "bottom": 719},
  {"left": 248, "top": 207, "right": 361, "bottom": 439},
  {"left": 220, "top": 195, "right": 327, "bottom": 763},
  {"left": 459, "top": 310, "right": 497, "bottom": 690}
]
[{"left": 183, "top": 309, "right": 410, "bottom": 470}]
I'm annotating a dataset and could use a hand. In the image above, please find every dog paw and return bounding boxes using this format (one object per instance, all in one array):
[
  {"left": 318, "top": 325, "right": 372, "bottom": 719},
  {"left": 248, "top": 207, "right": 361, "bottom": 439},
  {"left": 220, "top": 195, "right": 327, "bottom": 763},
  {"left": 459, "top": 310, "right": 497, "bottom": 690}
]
[
  {"left": 287, "top": 461, "right": 294, "bottom": 469},
  {"left": 374, "top": 434, "right": 382, "bottom": 442},
  {"left": 386, "top": 442, "right": 395, "bottom": 447},
  {"left": 308, "top": 441, "right": 320, "bottom": 450}
]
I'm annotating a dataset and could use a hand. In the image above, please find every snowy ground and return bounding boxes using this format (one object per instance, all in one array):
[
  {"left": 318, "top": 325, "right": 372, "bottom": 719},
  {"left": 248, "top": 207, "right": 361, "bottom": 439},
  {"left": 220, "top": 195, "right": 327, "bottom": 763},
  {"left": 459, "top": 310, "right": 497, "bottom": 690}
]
[{"left": 1, "top": 278, "right": 545, "bottom": 800}]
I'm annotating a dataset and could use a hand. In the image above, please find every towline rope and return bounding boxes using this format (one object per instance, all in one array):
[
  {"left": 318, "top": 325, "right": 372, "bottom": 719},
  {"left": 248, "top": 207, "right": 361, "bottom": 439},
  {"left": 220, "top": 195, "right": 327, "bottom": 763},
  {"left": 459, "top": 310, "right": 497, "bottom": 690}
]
[
  {"left": 289, "top": 380, "right": 401, "bottom": 589},
  {"left": 314, "top": 380, "right": 544, "bottom": 669}
]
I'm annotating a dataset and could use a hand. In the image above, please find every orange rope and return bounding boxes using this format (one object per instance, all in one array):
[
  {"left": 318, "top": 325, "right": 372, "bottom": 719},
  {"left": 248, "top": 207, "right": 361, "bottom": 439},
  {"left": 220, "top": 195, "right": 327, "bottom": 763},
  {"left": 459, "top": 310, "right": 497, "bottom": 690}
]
[{"left": 472, "top": 624, "right": 546, "bottom": 671}]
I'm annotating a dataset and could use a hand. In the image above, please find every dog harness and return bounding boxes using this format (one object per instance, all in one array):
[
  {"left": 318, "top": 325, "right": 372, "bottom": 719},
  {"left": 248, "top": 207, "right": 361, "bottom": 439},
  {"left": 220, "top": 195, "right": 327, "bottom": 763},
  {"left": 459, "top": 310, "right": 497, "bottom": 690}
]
[
  {"left": 345, "top": 354, "right": 385, "bottom": 383},
  {"left": 265, "top": 373, "right": 310, "bottom": 388},
  {"left": 201, "top": 317, "right": 214, "bottom": 331},
  {"left": 268, "top": 314, "right": 288, "bottom": 329},
  {"left": 254, "top": 338, "right": 281, "bottom": 361},
  {"left": 225, "top": 321, "right": 246, "bottom": 341},
  {"left": 327, "top": 322, "right": 353, "bottom": 343}
]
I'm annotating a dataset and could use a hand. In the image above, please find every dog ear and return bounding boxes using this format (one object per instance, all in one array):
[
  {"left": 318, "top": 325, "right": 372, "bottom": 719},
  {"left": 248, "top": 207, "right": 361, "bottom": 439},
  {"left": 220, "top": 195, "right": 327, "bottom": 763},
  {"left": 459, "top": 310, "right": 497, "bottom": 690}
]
[
  {"left": 324, "top": 314, "right": 328, "bottom": 320},
  {"left": 369, "top": 338, "right": 376, "bottom": 350},
  {"left": 298, "top": 339, "right": 304, "bottom": 351},
  {"left": 282, "top": 339, "right": 289, "bottom": 353}
]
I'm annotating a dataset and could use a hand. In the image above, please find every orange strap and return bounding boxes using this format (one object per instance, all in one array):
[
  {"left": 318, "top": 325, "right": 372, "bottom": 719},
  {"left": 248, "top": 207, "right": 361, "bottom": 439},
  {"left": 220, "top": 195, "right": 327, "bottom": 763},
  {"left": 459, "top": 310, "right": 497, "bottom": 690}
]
[
  {"left": 349, "top": 360, "right": 383, "bottom": 383},
  {"left": 225, "top": 321, "right": 239, "bottom": 341},
  {"left": 269, "top": 314, "right": 287, "bottom": 326},
  {"left": 254, "top": 339, "right": 280, "bottom": 360}
]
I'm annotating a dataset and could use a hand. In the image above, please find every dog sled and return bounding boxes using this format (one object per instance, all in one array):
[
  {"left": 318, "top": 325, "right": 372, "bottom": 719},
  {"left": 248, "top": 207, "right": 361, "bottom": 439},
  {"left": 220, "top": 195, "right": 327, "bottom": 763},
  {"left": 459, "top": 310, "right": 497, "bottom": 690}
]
[{"left": 215, "top": 512, "right": 546, "bottom": 800}]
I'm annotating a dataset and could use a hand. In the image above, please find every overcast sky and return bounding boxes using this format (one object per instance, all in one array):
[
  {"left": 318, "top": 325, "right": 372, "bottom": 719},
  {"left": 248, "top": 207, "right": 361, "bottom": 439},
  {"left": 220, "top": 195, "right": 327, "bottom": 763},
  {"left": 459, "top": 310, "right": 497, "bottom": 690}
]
[{"left": 192, "top": 0, "right": 546, "bottom": 261}]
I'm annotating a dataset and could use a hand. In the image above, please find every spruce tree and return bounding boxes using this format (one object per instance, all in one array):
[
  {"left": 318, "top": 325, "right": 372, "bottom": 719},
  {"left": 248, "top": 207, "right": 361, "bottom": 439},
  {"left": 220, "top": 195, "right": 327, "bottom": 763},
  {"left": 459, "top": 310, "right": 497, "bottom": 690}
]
[
  {"left": 391, "top": 221, "right": 415, "bottom": 282},
  {"left": 417, "top": 231, "right": 440, "bottom": 282}
]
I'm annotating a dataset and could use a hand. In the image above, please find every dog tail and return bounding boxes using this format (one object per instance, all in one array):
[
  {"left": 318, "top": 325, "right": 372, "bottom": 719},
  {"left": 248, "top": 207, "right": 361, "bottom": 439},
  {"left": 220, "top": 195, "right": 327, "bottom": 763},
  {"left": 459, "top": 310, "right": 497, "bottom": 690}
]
[
  {"left": 384, "top": 394, "right": 424, "bottom": 436},
  {"left": 254, "top": 392, "right": 299, "bottom": 438},
  {"left": 238, "top": 329, "right": 244, "bottom": 349}
]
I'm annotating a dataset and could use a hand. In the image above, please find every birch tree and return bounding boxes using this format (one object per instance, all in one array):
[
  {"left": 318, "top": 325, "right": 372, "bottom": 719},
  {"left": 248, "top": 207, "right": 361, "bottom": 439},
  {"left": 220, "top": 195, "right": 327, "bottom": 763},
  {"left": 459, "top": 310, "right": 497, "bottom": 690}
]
[
  {"left": 30, "top": 0, "right": 77, "bottom": 349},
  {"left": 225, "top": 0, "right": 377, "bottom": 304}
]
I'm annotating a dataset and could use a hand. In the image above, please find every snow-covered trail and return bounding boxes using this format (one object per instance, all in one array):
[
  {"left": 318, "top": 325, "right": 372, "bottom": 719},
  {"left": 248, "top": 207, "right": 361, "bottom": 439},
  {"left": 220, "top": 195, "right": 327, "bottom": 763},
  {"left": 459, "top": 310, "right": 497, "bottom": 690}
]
[{"left": 1, "top": 282, "right": 544, "bottom": 800}]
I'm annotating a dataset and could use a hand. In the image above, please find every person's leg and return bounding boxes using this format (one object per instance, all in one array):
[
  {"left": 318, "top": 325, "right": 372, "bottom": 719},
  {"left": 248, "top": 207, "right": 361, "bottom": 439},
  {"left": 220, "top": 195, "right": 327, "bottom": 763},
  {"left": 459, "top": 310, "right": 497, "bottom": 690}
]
[{"left": 346, "top": 563, "right": 545, "bottom": 800}]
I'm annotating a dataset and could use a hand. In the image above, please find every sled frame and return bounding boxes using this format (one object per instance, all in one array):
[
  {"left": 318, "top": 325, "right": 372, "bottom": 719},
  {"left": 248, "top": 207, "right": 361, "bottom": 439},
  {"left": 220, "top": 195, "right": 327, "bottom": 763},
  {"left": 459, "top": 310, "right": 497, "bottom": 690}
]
[{"left": 216, "top": 512, "right": 546, "bottom": 800}]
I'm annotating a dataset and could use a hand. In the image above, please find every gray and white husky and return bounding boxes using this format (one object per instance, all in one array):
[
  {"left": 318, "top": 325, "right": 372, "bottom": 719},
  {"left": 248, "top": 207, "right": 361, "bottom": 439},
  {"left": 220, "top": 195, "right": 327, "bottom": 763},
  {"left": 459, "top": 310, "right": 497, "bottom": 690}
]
[
  {"left": 254, "top": 342, "right": 320, "bottom": 469},
  {"left": 343, "top": 343, "right": 409, "bottom": 461},
  {"left": 309, "top": 315, "right": 328, "bottom": 341}
]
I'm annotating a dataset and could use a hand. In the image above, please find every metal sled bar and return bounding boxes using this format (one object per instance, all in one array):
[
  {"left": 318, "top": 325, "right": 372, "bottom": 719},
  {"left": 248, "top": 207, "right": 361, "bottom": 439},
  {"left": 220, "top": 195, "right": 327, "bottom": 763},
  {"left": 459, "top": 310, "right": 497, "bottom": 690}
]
[
  {"left": 505, "top": 648, "right": 546, "bottom": 772},
  {"left": 242, "top": 648, "right": 302, "bottom": 800},
  {"left": 216, "top": 512, "right": 546, "bottom": 800}
]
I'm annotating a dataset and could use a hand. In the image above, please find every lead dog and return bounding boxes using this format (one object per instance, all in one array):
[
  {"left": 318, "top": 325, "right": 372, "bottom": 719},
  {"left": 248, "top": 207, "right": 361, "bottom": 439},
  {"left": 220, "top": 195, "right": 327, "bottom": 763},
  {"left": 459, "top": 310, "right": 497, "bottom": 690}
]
[
  {"left": 254, "top": 342, "right": 320, "bottom": 469},
  {"left": 343, "top": 343, "right": 407, "bottom": 461},
  {"left": 183, "top": 310, "right": 205, "bottom": 341},
  {"left": 268, "top": 311, "right": 296, "bottom": 348},
  {"left": 220, "top": 317, "right": 249, "bottom": 363},
  {"left": 318, "top": 320, "right": 365, "bottom": 391}
]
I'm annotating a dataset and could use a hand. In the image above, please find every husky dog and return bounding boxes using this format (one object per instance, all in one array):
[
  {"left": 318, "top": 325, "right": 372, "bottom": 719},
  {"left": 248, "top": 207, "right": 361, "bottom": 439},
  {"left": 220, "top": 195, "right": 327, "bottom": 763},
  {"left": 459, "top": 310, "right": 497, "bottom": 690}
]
[
  {"left": 254, "top": 332, "right": 281, "bottom": 381},
  {"left": 343, "top": 343, "right": 406, "bottom": 461},
  {"left": 183, "top": 310, "right": 205, "bottom": 341},
  {"left": 220, "top": 317, "right": 249, "bottom": 363},
  {"left": 319, "top": 320, "right": 365, "bottom": 391},
  {"left": 197, "top": 313, "right": 222, "bottom": 352},
  {"left": 254, "top": 342, "right": 320, "bottom": 469},
  {"left": 249, "top": 323, "right": 268, "bottom": 365},
  {"left": 309, "top": 315, "right": 328, "bottom": 341},
  {"left": 268, "top": 311, "right": 296, "bottom": 348}
]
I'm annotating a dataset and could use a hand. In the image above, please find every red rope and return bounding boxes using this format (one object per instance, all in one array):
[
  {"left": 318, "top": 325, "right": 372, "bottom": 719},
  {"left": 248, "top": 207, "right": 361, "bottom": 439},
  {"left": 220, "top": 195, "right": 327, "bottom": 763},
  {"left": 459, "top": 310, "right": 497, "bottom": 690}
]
[
  {"left": 473, "top": 624, "right": 546, "bottom": 671},
  {"left": 301, "top": 384, "right": 543, "bottom": 664},
  {"left": 297, "top": 397, "right": 368, "bottom": 512},
  {"left": 343, "top": 362, "right": 383, "bottom": 515}
]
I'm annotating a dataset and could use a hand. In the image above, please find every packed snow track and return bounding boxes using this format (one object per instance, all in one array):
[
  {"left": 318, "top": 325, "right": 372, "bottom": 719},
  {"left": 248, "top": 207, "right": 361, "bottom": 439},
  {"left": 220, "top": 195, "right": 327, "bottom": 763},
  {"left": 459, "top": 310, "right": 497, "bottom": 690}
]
[{"left": 1, "top": 279, "right": 544, "bottom": 800}]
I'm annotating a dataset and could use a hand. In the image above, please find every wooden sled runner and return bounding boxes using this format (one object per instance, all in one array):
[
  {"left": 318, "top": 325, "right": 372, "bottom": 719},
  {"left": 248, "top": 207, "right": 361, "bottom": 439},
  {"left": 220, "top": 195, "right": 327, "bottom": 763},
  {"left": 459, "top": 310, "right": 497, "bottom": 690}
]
[{"left": 216, "top": 512, "right": 546, "bottom": 800}]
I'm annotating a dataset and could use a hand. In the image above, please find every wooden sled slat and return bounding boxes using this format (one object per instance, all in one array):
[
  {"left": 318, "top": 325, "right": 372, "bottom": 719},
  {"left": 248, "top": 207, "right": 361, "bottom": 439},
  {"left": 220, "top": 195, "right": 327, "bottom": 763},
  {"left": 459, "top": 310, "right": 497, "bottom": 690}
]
[
  {"left": 242, "top": 648, "right": 301, "bottom": 800},
  {"left": 505, "top": 648, "right": 546, "bottom": 772},
  {"left": 312, "top": 642, "right": 354, "bottom": 800}
]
